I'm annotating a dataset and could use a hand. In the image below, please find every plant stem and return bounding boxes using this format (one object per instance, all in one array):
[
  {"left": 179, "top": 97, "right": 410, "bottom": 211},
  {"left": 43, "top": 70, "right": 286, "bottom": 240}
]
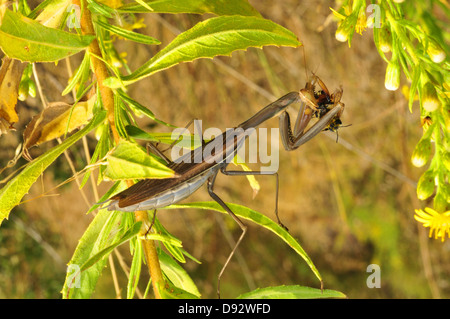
[
  {"left": 385, "top": 8, "right": 419, "bottom": 66},
  {"left": 73, "top": 0, "right": 120, "bottom": 142},
  {"left": 73, "top": 0, "right": 164, "bottom": 299}
]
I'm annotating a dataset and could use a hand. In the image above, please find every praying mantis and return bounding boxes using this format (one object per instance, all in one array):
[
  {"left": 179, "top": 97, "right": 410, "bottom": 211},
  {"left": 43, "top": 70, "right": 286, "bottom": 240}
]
[{"left": 102, "top": 74, "right": 345, "bottom": 297}]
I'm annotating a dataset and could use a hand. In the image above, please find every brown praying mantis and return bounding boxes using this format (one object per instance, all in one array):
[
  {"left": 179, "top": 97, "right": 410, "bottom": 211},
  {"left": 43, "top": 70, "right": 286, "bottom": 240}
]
[{"left": 102, "top": 74, "right": 345, "bottom": 297}]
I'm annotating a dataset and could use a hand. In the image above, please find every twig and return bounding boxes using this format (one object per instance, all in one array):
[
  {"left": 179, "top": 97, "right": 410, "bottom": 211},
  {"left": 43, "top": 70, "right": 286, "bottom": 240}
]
[{"left": 73, "top": 0, "right": 164, "bottom": 298}]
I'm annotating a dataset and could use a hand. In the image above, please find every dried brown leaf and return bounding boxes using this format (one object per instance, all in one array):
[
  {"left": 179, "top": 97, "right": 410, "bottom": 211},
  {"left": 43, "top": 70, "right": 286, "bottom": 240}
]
[
  {"left": 23, "top": 94, "right": 96, "bottom": 160},
  {"left": 0, "top": 57, "right": 27, "bottom": 134}
]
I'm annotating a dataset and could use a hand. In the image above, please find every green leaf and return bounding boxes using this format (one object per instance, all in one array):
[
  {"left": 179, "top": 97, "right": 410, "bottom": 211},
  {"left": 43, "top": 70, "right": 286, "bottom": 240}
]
[
  {"left": 28, "top": 0, "right": 68, "bottom": 20},
  {"left": 126, "top": 125, "right": 199, "bottom": 149},
  {"left": 237, "top": 285, "right": 347, "bottom": 299},
  {"left": 33, "top": 0, "right": 71, "bottom": 29},
  {"left": 88, "top": 181, "right": 123, "bottom": 214},
  {"left": 0, "top": 111, "right": 106, "bottom": 226},
  {"left": 118, "top": 0, "right": 261, "bottom": 17},
  {"left": 78, "top": 221, "right": 142, "bottom": 272},
  {"left": 86, "top": 0, "right": 115, "bottom": 18},
  {"left": 106, "top": 15, "right": 301, "bottom": 87},
  {"left": 62, "top": 51, "right": 91, "bottom": 96},
  {"left": 159, "top": 280, "right": 201, "bottom": 299},
  {"left": 0, "top": 9, "right": 94, "bottom": 62},
  {"left": 80, "top": 123, "right": 111, "bottom": 190},
  {"left": 409, "top": 65, "right": 421, "bottom": 112},
  {"left": 94, "top": 19, "right": 161, "bottom": 45},
  {"left": 62, "top": 209, "right": 123, "bottom": 299},
  {"left": 118, "top": 90, "right": 175, "bottom": 127},
  {"left": 372, "top": 26, "right": 390, "bottom": 64},
  {"left": 143, "top": 233, "right": 183, "bottom": 247},
  {"left": 159, "top": 249, "right": 201, "bottom": 298},
  {"left": 104, "top": 139, "right": 176, "bottom": 180},
  {"left": 164, "top": 201, "right": 322, "bottom": 284},
  {"left": 113, "top": 94, "right": 131, "bottom": 138},
  {"left": 152, "top": 216, "right": 189, "bottom": 264},
  {"left": 127, "top": 238, "right": 143, "bottom": 299}
]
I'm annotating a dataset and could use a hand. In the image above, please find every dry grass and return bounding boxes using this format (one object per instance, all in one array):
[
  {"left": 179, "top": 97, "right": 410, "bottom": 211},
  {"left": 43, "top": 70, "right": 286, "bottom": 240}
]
[{"left": 1, "top": 0, "right": 449, "bottom": 299}]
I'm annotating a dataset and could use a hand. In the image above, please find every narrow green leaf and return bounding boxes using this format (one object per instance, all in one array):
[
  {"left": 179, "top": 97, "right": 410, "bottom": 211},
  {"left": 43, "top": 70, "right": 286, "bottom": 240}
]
[
  {"left": 409, "top": 65, "right": 421, "bottom": 112},
  {"left": 143, "top": 233, "right": 183, "bottom": 246},
  {"left": 237, "top": 285, "right": 347, "bottom": 299},
  {"left": 106, "top": 16, "right": 301, "bottom": 87},
  {"left": 62, "top": 209, "right": 122, "bottom": 299},
  {"left": 86, "top": 0, "right": 115, "bottom": 18},
  {"left": 104, "top": 139, "right": 175, "bottom": 180},
  {"left": 118, "top": 90, "right": 175, "bottom": 127},
  {"left": 94, "top": 19, "right": 161, "bottom": 45},
  {"left": 152, "top": 217, "right": 187, "bottom": 263},
  {"left": 134, "top": 0, "right": 154, "bottom": 12},
  {"left": 79, "top": 123, "right": 110, "bottom": 189},
  {"left": 118, "top": 0, "right": 261, "bottom": 17},
  {"left": 159, "top": 280, "right": 201, "bottom": 299},
  {"left": 0, "top": 111, "right": 106, "bottom": 226},
  {"left": 89, "top": 181, "right": 123, "bottom": 214},
  {"left": 372, "top": 26, "right": 390, "bottom": 64},
  {"left": 159, "top": 249, "right": 201, "bottom": 298},
  {"left": 127, "top": 238, "right": 143, "bottom": 299},
  {"left": 165, "top": 201, "right": 322, "bottom": 283},
  {"left": 126, "top": 125, "right": 199, "bottom": 150},
  {"left": 113, "top": 94, "right": 130, "bottom": 138},
  {"left": 33, "top": 0, "right": 71, "bottom": 29},
  {"left": 62, "top": 52, "right": 91, "bottom": 96},
  {"left": 28, "top": 0, "right": 67, "bottom": 20},
  {"left": 0, "top": 9, "right": 94, "bottom": 62},
  {"left": 79, "top": 221, "right": 142, "bottom": 272},
  {"left": 125, "top": 125, "right": 162, "bottom": 141}
]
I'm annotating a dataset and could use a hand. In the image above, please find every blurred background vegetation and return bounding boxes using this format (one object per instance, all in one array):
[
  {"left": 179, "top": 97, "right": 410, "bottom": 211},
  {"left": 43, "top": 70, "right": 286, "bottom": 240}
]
[{"left": 1, "top": 0, "right": 449, "bottom": 298}]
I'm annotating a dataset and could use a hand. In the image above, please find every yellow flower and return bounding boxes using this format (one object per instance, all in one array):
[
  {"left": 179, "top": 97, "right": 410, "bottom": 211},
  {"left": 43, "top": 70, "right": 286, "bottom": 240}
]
[
  {"left": 355, "top": 11, "right": 367, "bottom": 35},
  {"left": 129, "top": 18, "right": 146, "bottom": 31},
  {"left": 414, "top": 208, "right": 450, "bottom": 242}
]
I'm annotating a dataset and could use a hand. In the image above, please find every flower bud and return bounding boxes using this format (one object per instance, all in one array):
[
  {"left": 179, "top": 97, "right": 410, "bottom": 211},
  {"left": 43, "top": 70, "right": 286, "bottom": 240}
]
[
  {"left": 417, "top": 169, "right": 436, "bottom": 200},
  {"left": 427, "top": 39, "right": 446, "bottom": 63},
  {"left": 433, "top": 193, "right": 448, "bottom": 214},
  {"left": 379, "top": 27, "right": 392, "bottom": 53},
  {"left": 109, "top": 56, "right": 123, "bottom": 68},
  {"left": 18, "top": 80, "right": 29, "bottom": 101},
  {"left": 422, "top": 82, "right": 440, "bottom": 112},
  {"left": 385, "top": 60, "right": 401, "bottom": 91},
  {"left": 411, "top": 138, "right": 432, "bottom": 167},
  {"left": 335, "top": 12, "right": 358, "bottom": 43},
  {"left": 27, "top": 80, "right": 36, "bottom": 98}
]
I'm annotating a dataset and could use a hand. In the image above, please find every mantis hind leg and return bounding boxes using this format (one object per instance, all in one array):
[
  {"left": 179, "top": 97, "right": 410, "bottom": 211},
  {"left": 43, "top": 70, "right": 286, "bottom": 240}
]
[
  {"left": 220, "top": 167, "right": 288, "bottom": 231},
  {"left": 207, "top": 172, "right": 247, "bottom": 299}
]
